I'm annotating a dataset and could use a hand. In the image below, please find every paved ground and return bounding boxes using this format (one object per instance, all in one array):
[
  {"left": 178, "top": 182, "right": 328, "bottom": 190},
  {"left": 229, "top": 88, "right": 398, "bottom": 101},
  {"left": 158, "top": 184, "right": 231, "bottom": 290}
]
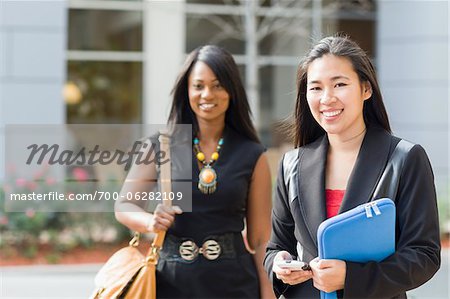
[
  {"left": 1, "top": 249, "right": 448, "bottom": 298},
  {"left": 1, "top": 264, "right": 100, "bottom": 298}
]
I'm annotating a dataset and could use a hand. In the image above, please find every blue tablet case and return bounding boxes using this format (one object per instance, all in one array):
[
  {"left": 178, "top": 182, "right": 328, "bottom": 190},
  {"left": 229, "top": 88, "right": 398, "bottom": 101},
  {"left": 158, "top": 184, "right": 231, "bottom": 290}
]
[{"left": 317, "top": 198, "right": 396, "bottom": 299}]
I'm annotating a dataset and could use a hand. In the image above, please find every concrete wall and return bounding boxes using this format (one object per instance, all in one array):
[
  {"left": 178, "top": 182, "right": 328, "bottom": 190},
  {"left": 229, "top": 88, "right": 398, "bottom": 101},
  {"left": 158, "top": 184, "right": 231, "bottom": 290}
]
[
  {"left": 377, "top": 0, "right": 448, "bottom": 204},
  {"left": 0, "top": 0, "right": 67, "bottom": 179},
  {"left": 143, "top": 0, "right": 185, "bottom": 125}
]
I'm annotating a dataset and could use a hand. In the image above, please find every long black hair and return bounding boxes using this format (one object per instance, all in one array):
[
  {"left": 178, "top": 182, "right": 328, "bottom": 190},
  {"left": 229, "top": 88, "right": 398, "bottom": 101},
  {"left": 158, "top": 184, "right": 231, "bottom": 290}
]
[
  {"left": 293, "top": 35, "right": 391, "bottom": 147},
  {"left": 168, "top": 45, "right": 259, "bottom": 143}
]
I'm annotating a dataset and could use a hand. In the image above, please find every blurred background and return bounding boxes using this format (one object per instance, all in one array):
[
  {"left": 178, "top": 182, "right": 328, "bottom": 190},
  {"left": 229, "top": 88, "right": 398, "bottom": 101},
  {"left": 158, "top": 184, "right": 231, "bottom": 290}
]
[{"left": 0, "top": 0, "right": 448, "bottom": 298}]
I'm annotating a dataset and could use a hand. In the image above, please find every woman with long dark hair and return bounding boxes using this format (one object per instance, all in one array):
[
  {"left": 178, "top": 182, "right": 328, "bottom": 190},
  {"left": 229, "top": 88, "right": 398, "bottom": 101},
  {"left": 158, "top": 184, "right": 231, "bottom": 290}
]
[
  {"left": 264, "top": 35, "right": 440, "bottom": 298},
  {"left": 116, "top": 45, "right": 274, "bottom": 298}
]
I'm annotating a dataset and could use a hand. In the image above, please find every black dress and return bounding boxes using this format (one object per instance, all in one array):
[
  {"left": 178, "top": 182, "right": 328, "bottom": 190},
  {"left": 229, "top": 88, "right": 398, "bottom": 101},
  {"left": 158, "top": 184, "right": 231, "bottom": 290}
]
[{"left": 156, "top": 127, "right": 265, "bottom": 299}]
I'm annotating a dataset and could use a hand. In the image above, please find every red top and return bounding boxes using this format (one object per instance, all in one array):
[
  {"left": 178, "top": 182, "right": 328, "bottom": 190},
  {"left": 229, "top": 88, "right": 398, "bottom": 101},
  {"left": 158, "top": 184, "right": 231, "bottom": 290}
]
[{"left": 325, "top": 189, "right": 345, "bottom": 218}]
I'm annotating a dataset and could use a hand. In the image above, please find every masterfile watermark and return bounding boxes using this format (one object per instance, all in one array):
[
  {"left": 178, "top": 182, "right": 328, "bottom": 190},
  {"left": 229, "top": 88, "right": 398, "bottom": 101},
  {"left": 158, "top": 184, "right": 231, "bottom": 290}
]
[
  {"left": 4, "top": 124, "right": 193, "bottom": 212},
  {"left": 9, "top": 191, "right": 183, "bottom": 201},
  {"left": 26, "top": 141, "right": 169, "bottom": 171}
]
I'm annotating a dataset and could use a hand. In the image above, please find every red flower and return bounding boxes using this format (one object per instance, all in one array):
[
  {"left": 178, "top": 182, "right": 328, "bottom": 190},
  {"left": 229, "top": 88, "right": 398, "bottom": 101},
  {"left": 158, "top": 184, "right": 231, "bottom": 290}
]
[
  {"left": 33, "top": 170, "right": 44, "bottom": 180},
  {"left": 16, "top": 178, "right": 27, "bottom": 187},
  {"left": 0, "top": 215, "right": 8, "bottom": 225},
  {"left": 27, "top": 181, "right": 38, "bottom": 191},
  {"left": 46, "top": 177, "right": 56, "bottom": 186},
  {"left": 72, "top": 167, "right": 89, "bottom": 181},
  {"left": 25, "top": 209, "right": 35, "bottom": 218}
]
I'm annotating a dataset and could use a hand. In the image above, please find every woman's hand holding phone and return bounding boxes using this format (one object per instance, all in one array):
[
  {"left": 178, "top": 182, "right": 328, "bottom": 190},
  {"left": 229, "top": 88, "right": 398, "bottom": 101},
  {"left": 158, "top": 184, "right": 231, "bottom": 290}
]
[
  {"left": 276, "top": 260, "right": 311, "bottom": 271},
  {"left": 272, "top": 251, "right": 312, "bottom": 285}
]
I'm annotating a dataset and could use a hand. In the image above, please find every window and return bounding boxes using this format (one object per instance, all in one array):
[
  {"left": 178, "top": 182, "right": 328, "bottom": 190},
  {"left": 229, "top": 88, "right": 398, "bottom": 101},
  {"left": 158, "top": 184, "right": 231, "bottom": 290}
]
[
  {"left": 67, "top": 61, "right": 142, "bottom": 124},
  {"left": 185, "top": 1, "right": 376, "bottom": 145},
  {"left": 66, "top": 4, "right": 143, "bottom": 124},
  {"left": 68, "top": 9, "right": 142, "bottom": 51}
]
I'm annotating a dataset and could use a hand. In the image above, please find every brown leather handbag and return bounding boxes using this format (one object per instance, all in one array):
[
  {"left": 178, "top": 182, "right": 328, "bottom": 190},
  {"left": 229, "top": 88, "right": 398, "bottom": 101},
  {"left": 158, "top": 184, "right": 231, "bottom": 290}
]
[{"left": 90, "top": 132, "right": 172, "bottom": 299}]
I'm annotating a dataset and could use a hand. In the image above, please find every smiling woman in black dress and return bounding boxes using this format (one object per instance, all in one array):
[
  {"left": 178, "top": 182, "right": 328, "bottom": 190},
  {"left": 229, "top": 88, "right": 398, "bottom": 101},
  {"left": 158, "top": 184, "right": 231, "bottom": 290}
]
[{"left": 116, "top": 45, "right": 275, "bottom": 299}]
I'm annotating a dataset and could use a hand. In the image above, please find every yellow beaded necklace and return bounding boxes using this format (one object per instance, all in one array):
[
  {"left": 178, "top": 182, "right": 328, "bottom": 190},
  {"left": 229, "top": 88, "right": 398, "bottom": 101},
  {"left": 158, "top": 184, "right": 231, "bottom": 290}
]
[{"left": 193, "top": 137, "right": 223, "bottom": 194}]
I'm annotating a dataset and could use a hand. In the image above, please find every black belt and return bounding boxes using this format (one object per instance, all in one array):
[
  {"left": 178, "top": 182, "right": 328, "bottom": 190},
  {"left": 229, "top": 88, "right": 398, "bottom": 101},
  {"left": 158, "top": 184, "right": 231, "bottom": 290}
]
[{"left": 160, "top": 233, "right": 246, "bottom": 262}]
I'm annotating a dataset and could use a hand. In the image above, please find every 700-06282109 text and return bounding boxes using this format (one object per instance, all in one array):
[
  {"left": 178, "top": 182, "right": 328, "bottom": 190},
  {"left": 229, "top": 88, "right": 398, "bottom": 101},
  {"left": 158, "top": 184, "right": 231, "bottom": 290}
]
[{"left": 9, "top": 191, "right": 183, "bottom": 201}]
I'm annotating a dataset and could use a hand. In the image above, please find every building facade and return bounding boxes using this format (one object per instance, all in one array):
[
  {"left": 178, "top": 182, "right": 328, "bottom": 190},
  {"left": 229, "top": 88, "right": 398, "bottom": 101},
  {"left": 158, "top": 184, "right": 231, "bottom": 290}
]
[{"left": 0, "top": 0, "right": 448, "bottom": 221}]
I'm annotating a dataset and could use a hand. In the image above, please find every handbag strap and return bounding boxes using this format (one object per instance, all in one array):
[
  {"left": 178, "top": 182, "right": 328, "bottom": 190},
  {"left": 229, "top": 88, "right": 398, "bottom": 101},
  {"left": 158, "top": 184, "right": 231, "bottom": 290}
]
[{"left": 142, "top": 130, "right": 172, "bottom": 259}]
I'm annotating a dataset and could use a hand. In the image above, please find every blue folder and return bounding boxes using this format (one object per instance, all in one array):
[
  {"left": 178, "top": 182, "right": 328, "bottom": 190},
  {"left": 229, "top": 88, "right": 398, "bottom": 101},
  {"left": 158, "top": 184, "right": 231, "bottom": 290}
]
[{"left": 317, "top": 198, "right": 396, "bottom": 299}]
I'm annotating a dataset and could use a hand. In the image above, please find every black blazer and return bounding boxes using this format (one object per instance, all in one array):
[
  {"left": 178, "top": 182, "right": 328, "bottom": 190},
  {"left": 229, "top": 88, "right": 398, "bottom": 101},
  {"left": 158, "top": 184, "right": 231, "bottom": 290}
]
[{"left": 264, "top": 126, "right": 441, "bottom": 299}]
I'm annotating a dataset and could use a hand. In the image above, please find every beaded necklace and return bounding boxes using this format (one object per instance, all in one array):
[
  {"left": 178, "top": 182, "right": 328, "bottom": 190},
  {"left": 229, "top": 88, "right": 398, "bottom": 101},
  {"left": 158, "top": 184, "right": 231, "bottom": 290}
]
[{"left": 193, "top": 137, "right": 223, "bottom": 194}]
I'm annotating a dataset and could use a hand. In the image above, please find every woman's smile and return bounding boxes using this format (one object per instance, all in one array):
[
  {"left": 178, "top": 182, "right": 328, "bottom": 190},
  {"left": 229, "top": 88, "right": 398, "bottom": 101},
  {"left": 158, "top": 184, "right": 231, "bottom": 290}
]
[
  {"left": 322, "top": 109, "right": 343, "bottom": 119},
  {"left": 199, "top": 103, "right": 218, "bottom": 111}
]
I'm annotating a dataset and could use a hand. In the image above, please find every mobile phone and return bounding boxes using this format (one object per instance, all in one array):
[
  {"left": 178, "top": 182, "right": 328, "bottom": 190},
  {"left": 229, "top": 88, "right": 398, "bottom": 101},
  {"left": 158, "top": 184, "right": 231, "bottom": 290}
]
[{"left": 276, "top": 260, "right": 311, "bottom": 271}]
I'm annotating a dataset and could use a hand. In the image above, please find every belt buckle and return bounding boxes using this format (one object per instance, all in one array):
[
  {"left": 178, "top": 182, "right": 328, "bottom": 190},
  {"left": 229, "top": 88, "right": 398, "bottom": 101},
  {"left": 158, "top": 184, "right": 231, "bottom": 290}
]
[
  {"left": 179, "top": 240, "right": 199, "bottom": 261},
  {"left": 200, "top": 239, "right": 221, "bottom": 260}
]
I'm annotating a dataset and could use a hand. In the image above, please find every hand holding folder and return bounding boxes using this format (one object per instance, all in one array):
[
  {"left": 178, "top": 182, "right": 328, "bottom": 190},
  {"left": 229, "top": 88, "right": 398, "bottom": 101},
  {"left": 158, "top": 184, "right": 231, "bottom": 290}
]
[{"left": 317, "top": 198, "right": 396, "bottom": 299}]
